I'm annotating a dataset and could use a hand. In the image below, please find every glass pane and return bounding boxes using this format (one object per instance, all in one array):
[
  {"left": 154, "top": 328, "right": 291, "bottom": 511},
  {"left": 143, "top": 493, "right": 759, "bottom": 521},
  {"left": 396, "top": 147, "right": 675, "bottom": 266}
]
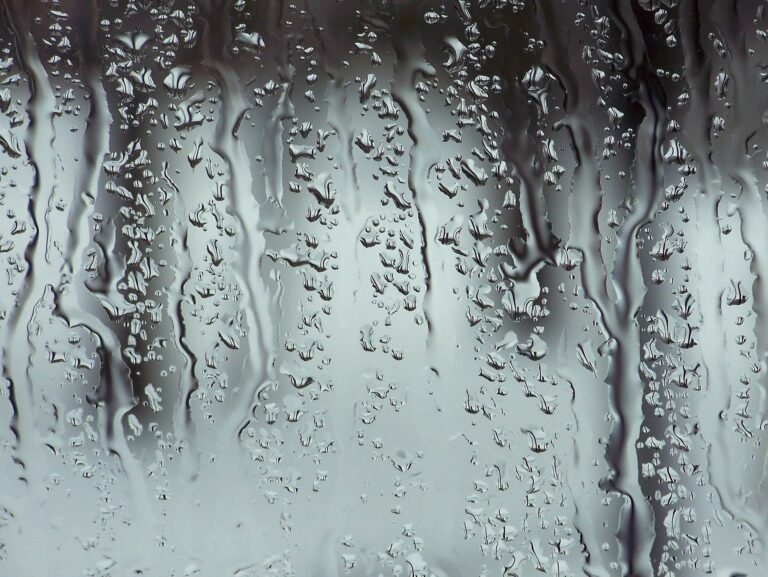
[{"left": 0, "top": 1, "right": 765, "bottom": 576}]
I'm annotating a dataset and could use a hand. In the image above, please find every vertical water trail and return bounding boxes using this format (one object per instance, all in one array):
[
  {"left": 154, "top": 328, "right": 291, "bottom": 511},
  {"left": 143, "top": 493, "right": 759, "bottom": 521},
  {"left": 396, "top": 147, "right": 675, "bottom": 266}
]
[
  {"left": 316, "top": 1, "right": 361, "bottom": 221},
  {"left": 390, "top": 3, "right": 447, "bottom": 364},
  {"left": 713, "top": 0, "right": 768, "bottom": 430},
  {"left": 677, "top": 1, "right": 763, "bottom": 567},
  {"left": 163, "top": 162, "right": 197, "bottom": 446},
  {"left": 199, "top": 0, "right": 275, "bottom": 442},
  {"left": 496, "top": 22, "right": 559, "bottom": 281},
  {"left": 63, "top": 0, "right": 159, "bottom": 545},
  {"left": 65, "top": 0, "right": 108, "bottom": 280},
  {"left": 262, "top": 0, "right": 292, "bottom": 207},
  {"left": 535, "top": 2, "right": 615, "bottom": 573},
  {"left": 0, "top": 0, "right": 58, "bottom": 487},
  {"left": 599, "top": 2, "right": 668, "bottom": 575}
]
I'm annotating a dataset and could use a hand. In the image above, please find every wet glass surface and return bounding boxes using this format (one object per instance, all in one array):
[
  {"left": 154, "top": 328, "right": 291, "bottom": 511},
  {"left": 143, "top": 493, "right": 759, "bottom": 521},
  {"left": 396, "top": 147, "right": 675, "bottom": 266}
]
[{"left": 0, "top": 1, "right": 767, "bottom": 576}]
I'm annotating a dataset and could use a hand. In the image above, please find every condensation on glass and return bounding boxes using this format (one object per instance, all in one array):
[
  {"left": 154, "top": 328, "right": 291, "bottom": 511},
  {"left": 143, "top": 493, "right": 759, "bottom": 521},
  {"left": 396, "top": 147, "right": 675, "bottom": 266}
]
[{"left": 0, "top": 1, "right": 765, "bottom": 576}]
